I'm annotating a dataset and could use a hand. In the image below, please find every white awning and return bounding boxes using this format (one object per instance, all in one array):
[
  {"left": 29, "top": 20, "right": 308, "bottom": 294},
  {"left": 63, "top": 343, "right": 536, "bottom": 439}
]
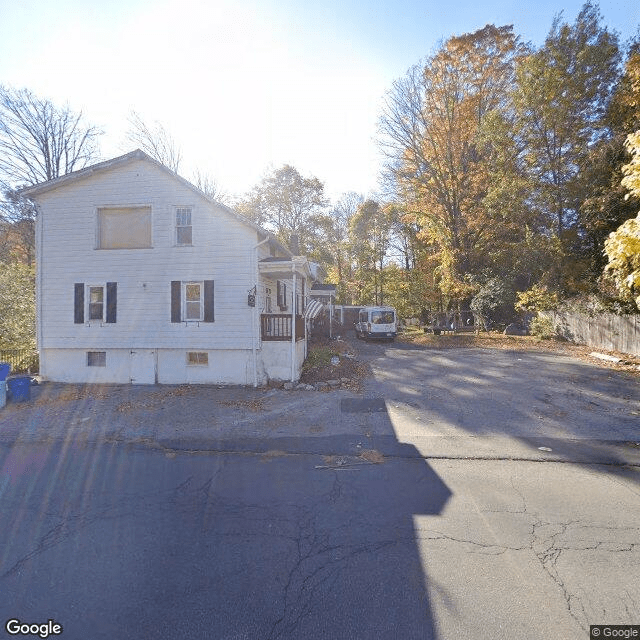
[{"left": 304, "top": 299, "right": 324, "bottom": 319}]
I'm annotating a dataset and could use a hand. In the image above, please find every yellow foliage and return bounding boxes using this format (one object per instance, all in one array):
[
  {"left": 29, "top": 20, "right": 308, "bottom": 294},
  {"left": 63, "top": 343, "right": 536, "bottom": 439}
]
[
  {"left": 622, "top": 131, "right": 640, "bottom": 199},
  {"left": 604, "top": 212, "right": 640, "bottom": 308}
]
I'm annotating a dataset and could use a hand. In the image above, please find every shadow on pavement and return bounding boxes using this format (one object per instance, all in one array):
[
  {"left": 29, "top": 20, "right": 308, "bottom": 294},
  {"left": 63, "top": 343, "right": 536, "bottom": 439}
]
[{"left": 0, "top": 416, "right": 451, "bottom": 638}]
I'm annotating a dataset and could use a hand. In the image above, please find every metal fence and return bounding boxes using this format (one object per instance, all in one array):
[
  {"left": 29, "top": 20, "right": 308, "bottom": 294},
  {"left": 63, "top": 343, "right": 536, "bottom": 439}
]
[
  {"left": 544, "top": 311, "right": 640, "bottom": 356},
  {"left": 0, "top": 348, "right": 39, "bottom": 374}
]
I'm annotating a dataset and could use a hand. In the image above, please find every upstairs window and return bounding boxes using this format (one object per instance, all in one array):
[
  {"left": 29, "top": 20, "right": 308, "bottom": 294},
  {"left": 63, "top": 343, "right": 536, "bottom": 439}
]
[
  {"left": 98, "top": 206, "right": 152, "bottom": 249},
  {"left": 176, "top": 207, "right": 193, "bottom": 245}
]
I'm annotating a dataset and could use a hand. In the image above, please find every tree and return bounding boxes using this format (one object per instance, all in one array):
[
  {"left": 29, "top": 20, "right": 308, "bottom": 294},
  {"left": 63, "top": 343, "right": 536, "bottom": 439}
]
[
  {"left": 0, "top": 260, "right": 35, "bottom": 349},
  {"left": 125, "top": 111, "right": 182, "bottom": 173},
  {"left": 314, "top": 192, "right": 362, "bottom": 303},
  {"left": 193, "top": 170, "right": 228, "bottom": 204},
  {"left": 348, "top": 199, "right": 392, "bottom": 305},
  {"left": 0, "top": 85, "right": 102, "bottom": 187},
  {"left": 379, "top": 24, "right": 525, "bottom": 304},
  {"left": 603, "top": 131, "right": 640, "bottom": 308},
  {"left": 238, "top": 165, "right": 327, "bottom": 254},
  {"left": 470, "top": 277, "right": 516, "bottom": 330},
  {"left": 0, "top": 86, "right": 102, "bottom": 264},
  {"left": 0, "top": 190, "right": 36, "bottom": 265},
  {"left": 512, "top": 3, "right": 620, "bottom": 243}
]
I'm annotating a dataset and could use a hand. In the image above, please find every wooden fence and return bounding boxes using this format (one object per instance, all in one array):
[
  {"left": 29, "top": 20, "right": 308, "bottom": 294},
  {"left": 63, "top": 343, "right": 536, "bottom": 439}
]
[
  {"left": 543, "top": 311, "right": 640, "bottom": 356},
  {"left": 0, "top": 348, "right": 39, "bottom": 374}
]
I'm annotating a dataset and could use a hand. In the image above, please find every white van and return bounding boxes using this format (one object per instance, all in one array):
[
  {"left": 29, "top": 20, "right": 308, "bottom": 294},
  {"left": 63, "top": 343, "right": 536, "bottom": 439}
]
[{"left": 354, "top": 306, "right": 397, "bottom": 341}]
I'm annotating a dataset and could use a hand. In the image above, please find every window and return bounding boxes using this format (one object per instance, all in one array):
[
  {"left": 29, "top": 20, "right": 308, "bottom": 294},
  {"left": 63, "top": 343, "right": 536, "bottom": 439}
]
[
  {"left": 184, "top": 282, "right": 203, "bottom": 321},
  {"left": 88, "top": 286, "right": 104, "bottom": 321},
  {"left": 74, "top": 283, "right": 117, "bottom": 324},
  {"left": 98, "top": 206, "right": 152, "bottom": 249},
  {"left": 171, "top": 280, "right": 215, "bottom": 323},
  {"left": 87, "top": 351, "right": 106, "bottom": 367},
  {"left": 176, "top": 207, "right": 192, "bottom": 245},
  {"left": 265, "top": 287, "right": 272, "bottom": 313},
  {"left": 186, "top": 352, "right": 208, "bottom": 366},
  {"left": 371, "top": 311, "right": 395, "bottom": 324},
  {"left": 277, "top": 280, "right": 287, "bottom": 310}
]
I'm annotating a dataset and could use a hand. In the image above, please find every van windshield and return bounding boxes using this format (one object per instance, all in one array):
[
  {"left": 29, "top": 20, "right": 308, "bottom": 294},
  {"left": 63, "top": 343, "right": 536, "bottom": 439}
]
[{"left": 371, "top": 311, "right": 395, "bottom": 324}]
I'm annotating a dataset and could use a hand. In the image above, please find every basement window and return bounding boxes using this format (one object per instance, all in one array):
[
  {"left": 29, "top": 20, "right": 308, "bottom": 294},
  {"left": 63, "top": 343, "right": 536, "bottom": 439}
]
[
  {"left": 186, "top": 352, "right": 208, "bottom": 366},
  {"left": 87, "top": 351, "right": 107, "bottom": 367}
]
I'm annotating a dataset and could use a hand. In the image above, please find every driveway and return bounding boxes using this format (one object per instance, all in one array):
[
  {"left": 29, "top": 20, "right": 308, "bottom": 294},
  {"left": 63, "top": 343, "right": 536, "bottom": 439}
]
[
  {"left": 1, "top": 335, "right": 638, "bottom": 462},
  {"left": 1, "top": 336, "right": 639, "bottom": 639}
]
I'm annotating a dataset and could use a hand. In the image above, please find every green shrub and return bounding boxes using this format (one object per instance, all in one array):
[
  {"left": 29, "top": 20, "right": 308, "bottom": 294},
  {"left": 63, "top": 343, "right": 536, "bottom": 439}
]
[
  {"left": 302, "top": 346, "right": 339, "bottom": 372},
  {"left": 529, "top": 315, "right": 555, "bottom": 340}
]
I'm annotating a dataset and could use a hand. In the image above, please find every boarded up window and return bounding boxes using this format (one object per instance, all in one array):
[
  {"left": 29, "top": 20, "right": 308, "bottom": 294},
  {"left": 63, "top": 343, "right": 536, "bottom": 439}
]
[
  {"left": 186, "top": 352, "right": 208, "bottom": 365},
  {"left": 98, "top": 207, "right": 152, "bottom": 249}
]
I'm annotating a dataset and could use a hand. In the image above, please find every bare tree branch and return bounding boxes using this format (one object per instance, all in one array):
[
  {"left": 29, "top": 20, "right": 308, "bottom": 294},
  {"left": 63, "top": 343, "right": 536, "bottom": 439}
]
[
  {"left": 126, "top": 111, "right": 182, "bottom": 173},
  {"left": 193, "top": 170, "right": 228, "bottom": 204},
  {"left": 0, "top": 85, "right": 102, "bottom": 188}
]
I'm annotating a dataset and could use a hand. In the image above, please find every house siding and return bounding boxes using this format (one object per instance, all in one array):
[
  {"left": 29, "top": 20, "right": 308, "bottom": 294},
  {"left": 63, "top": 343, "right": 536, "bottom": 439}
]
[
  {"left": 37, "top": 159, "right": 255, "bottom": 355},
  {"left": 31, "top": 153, "right": 309, "bottom": 385}
]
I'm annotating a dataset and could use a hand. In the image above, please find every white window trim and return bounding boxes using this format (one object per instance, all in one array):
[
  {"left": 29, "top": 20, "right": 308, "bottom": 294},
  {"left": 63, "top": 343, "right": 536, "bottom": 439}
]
[
  {"left": 175, "top": 205, "right": 193, "bottom": 246},
  {"left": 87, "top": 283, "right": 106, "bottom": 323},
  {"left": 182, "top": 281, "right": 204, "bottom": 322}
]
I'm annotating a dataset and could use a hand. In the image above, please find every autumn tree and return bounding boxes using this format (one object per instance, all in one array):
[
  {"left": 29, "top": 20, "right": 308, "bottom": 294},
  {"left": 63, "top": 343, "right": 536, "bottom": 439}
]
[
  {"left": 0, "top": 260, "right": 35, "bottom": 349},
  {"left": 603, "top": 131, "right": 640, "bottom": 308},
  {"left": 512, "top": 3, "right": 620, "bottom": 255},
  {"left": 238, "top": 165, "right": 328, "bottom": 255},
  {"left": 580, "top": 39, "right": 640, "bottom": 279},
  {"left": 348, "top": 199, "right": 392, "bottom": 305},
  {"left": 379, "top": 24, "right": 525, "bottom": 306}
]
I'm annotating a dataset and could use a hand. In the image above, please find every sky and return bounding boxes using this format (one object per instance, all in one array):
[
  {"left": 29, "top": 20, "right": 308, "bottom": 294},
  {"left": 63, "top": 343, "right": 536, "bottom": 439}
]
[{"left": 0, "top": 0, "right": 638, "bottom": 202}]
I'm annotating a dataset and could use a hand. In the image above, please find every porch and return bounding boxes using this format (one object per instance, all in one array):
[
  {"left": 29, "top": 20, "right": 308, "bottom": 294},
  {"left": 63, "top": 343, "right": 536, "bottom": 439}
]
[{"left": 261, "top": 314, "right": 305, "bottom": 341}]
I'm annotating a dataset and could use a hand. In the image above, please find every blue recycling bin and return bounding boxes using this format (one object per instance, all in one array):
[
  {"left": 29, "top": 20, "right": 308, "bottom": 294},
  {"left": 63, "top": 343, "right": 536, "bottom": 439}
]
[
  {"left": 7, "top": 376, "right": 31, "bottom": 402},
  {"left": 0, "top": 362, "right": 10, "bottom": 381}
]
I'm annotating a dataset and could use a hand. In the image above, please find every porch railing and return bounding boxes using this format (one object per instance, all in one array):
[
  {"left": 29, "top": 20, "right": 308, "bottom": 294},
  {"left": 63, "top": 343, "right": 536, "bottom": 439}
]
[{"left": 261, "top": 314, "right": 305, "bottom": 341}]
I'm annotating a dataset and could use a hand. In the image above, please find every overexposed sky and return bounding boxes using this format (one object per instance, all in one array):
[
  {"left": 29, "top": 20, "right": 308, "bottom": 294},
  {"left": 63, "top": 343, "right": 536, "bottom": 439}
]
[{"left": 1, "top": 0, "right": 638, "bottom": 200}]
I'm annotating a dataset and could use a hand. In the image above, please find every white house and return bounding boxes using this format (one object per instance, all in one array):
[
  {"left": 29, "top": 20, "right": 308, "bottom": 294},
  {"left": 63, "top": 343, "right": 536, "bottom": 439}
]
[{"left": 21, "top": 149, "right": 313, "bottom": 385}]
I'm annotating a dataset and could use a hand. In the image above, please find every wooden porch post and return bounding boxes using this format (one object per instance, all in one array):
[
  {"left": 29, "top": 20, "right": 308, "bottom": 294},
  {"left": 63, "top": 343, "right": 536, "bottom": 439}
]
[{"left": 291, "top": 268, "right": 296, "bottom": 382}]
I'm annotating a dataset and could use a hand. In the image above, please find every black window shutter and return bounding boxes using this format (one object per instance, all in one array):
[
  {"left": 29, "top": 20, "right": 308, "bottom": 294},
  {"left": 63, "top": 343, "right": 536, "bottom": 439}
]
[
  {"left": 171, "top": 281, "right": 181, "bottom": 323},
  {"left": 74, "top": 283, "right": 84, "bottom": 324},
  {"left": 106, "top": 282, "right": 117, "bottom": 323},
  {"left": 203, "top": 280, "right": 215, "bottom": 322}
]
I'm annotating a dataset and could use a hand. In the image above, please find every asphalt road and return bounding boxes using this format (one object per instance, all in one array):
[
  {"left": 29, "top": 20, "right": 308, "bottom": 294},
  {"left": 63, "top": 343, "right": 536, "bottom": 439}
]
[{"left": 0, "top": 338, "right": 639, "bottom": 639}]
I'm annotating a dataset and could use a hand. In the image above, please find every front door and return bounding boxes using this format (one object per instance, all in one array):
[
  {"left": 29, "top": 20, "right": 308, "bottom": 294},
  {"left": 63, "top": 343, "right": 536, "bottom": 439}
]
[{"left": 129, "top": 349, "right": 156, "bottom": 384}]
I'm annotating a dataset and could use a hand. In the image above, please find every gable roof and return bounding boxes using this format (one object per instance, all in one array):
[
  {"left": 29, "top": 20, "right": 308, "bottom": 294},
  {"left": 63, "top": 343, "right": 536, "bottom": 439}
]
[{"left": 19, "top": 148, "right": 292, "bottom": 258}]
